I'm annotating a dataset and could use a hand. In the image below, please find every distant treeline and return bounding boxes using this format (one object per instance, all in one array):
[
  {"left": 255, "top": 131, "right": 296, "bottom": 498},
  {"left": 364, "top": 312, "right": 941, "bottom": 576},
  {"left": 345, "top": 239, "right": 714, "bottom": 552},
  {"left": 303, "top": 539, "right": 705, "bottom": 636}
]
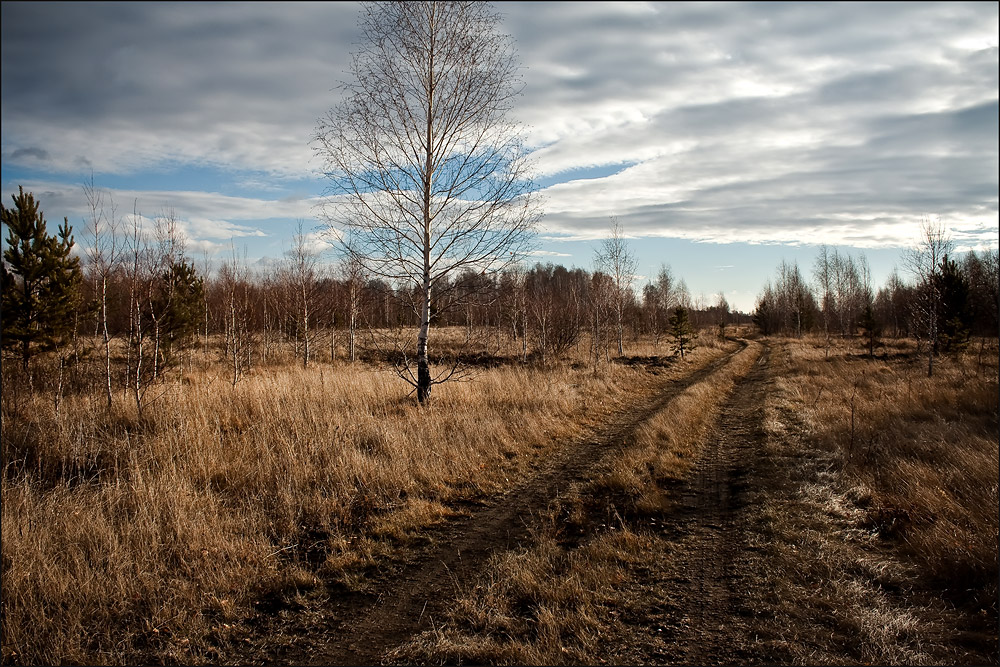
[
  {"left": 3, "top": 187, "right": 996, "bottom": 388},
  {"left": 752, "top": 240, "right": 998, "bottom": 357},
  {"left": 2, "top": 187, "right": 751, "bottom": 382}
]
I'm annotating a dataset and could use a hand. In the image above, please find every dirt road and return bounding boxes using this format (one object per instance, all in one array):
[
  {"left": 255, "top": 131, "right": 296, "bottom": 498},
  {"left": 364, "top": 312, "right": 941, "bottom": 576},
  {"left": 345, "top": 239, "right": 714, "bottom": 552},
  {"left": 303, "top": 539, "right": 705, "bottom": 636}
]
[
  {"left": 225, "top": 344, "right": 748, "bottom": 665},
  {"left": 224, "top": 341, "right": 996, "bottom": 666},
  {"left": 600, "top": 340, "right": 777, "bottom": 665}
]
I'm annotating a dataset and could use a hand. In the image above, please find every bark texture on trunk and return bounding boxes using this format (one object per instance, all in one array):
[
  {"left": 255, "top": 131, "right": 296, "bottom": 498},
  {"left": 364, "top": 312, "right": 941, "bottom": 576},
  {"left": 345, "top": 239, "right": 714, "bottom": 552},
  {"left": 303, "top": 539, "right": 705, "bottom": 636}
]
[{"left": 417, "top": 276, "right": 432, "bottom": 404}]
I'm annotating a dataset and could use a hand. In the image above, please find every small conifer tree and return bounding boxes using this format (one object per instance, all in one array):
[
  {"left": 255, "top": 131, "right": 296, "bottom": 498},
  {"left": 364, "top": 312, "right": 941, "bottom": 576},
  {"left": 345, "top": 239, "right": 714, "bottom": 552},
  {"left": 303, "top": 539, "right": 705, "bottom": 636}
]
[
  {"left": 858, "top": 301, "right": 881, "bottom": 358},
  {"left": 668, "top": 305, "right": 697, "bottom": 358},
  {"left": 934, "top": 254, "right": 972, "bottom": 354},
  {"left": 153, "top": 258, "right": 205, "bottom": 362},
  {"left": 2, "top": 186, "right": 83, "bottom": 369}
]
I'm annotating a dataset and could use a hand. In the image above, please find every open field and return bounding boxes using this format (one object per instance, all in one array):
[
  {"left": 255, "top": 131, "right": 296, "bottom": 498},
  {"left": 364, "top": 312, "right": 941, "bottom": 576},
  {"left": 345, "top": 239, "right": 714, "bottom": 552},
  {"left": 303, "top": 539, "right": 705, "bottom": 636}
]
[{"left": 1, "top": 330, "right": 997, "bottom": 665}]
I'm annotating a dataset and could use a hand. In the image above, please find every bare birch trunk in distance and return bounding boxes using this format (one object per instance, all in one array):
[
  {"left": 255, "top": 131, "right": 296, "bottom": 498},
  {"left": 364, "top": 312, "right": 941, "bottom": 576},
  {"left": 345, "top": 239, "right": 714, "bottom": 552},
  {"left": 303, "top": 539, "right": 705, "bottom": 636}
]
[
  {"left": 905, "top": 218, "right": 953, "bottom": 378},
  {"left": 595, "top": 219, "right": 637, "bottom": 358}
]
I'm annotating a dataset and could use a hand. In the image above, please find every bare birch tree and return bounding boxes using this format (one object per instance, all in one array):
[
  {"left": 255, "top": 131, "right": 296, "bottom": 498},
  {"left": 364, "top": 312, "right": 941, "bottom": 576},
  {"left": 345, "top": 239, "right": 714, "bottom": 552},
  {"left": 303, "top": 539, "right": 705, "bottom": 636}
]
[
  {"left": 905, "top": 217, "right": 954, "bottom": 377},
  {"left": 500, "top": 263, "right": 528, "bottom": 361},
  {"left": 82, "top": 177, "right": 122, "bottom": 410},
  {"left": 831, "top": 251, "right": 862, "bottom": 337},
  {"left": 813, "top": 245, "right": 834, "bottom": 355},
  {"left": 314, "top": 1, "right": 539, "bottom": 403},
  {"left": 589, "top": 271, "right": 613, "bottom": 366},
  {"left": 287, "top": 221, "right": 321, "bottom": 369},
  {"left": 199, "top": 247, "right": 213, "bottom": 359},
  {"left": 594, "top": 219, "right": 638, "bottom": 357},
  {"left": 220, "top": 243, "right": 253, "bottom": 387},
  {"left": 341, "top": 254, "right": 366, "bottom": 362},
  {"left": 148, "top": 209, "right": 184, "bottom": 380},
  {"left": 124, "top": 202, "right": 155, "bottom": 417},
  {"left": 714, "top": 291, "right": 730, "bottom": 339},
  {"left": 676, "top": 278, "right": 692, "bottom": 310},
  {"left": 642, "top": 265, "right": 677, "bottom": 352}
]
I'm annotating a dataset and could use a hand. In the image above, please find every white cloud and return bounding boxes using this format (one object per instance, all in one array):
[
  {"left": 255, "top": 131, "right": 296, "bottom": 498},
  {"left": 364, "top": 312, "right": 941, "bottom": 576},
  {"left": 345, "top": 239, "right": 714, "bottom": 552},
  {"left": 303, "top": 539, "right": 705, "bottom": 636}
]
[
  {"left": 528, "top": 249, "right": 572, "bottom": 257},
  {"left": 1, "top": 180, "right": 326, "bottom": 252}
]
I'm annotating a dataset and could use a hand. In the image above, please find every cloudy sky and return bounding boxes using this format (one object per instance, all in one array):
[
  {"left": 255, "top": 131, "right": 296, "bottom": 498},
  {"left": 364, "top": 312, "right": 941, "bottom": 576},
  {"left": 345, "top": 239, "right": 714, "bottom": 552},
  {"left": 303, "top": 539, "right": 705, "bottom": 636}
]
[{"left": 2, "top": 1, "right": 997, "bottom": 311}]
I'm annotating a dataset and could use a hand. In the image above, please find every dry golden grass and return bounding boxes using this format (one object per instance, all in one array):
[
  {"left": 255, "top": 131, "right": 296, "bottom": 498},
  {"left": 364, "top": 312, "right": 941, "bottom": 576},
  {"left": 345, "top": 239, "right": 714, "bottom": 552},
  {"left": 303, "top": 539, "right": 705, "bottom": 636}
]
[
  {"left": 736, "top": 336, "right": 998, "bottom": 665},
  {"left": 391, "top": 335, "right": 999, "bottom": 665},
  {"left": 388, "top": 504, "right": 656, "bottom": 666},
  {"left": 1, "top": 328, "right": 728, "bottom": 665},
  {"left": 16, "top": 329, "right": 989, "bottom": 665},
  {"left": 771, "top": 335, "right": 999, "bottom": 605}
]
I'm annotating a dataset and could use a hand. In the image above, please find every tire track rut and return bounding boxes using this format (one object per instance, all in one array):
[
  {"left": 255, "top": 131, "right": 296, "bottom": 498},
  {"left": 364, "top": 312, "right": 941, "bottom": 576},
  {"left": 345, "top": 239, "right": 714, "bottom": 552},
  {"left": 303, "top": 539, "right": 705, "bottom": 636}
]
[{"left": 631, "top": 342, "right": 772, "bottom": 665}]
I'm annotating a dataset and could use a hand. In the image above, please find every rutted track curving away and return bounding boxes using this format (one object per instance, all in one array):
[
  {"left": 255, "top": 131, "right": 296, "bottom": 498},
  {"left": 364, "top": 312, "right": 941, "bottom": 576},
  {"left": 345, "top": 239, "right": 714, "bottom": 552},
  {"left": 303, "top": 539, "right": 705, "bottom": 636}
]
[
  {"left": 647, "top": 342, "right": 772, "bottom": 665},
  {"left": 226, "top": 340, "right": 998, "bottom": 667},
  {"left": 225, "top": 342, "right": 750, "bottom": 666}
]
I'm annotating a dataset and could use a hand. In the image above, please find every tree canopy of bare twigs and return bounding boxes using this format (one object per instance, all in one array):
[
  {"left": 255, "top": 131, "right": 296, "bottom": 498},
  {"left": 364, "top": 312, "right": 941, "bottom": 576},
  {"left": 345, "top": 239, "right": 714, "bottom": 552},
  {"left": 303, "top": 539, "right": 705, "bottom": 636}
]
[
  {"left": 594, "top": 219, "right": 638, "bottom": 357},
  {"left": 904, "top": 217, "right": 954, "bottom": 377},
  {"left": 285, "top": 221, "right": 323, "bottom": 369},
  {"left": 313, "top": 0, "right": 539, "bottom": 403},
  {"left": 82, "top": 177, "right": 122, "bottom": 409}
]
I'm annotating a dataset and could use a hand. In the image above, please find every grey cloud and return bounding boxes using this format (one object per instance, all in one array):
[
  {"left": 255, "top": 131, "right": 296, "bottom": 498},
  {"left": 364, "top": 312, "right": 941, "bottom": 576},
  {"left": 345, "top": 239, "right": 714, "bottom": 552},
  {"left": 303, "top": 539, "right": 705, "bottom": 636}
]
[
  {"left": 523, "top": 1, "right": 995, "bottom": 249},
  {"left": 865, "top": 101, "right": 999, "bottom": 154},
  {"left": 9, "top": 147, "right": 50, "bottom": 161},
  {"left": 815, "top": 64, "right": 966, "bottom": 109},
  {"left": 717, "top": 2, "right": 983, "bottom": 68},
  {"left": 2, "top": 1, "right": 361, "bottom": 175}
]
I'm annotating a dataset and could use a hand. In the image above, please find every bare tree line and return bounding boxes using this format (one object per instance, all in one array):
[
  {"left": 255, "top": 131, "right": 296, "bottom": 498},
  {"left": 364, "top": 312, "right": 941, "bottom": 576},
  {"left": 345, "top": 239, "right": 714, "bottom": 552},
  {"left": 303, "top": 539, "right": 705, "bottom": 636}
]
[
  {"left": 8, "top": 180, "right": 995, "bottom": 408},
  {"left": 754, "top": 219, "right": 999, "bottom": 373},
  {"left": 8, "top": 181, "right": 756, "bottom": 397},
  {"left": 71, "top": 212, "right": 736, "bottom": 365},
  {"left": 70, "top": 201, "right": 1000, "bottom": 390}
]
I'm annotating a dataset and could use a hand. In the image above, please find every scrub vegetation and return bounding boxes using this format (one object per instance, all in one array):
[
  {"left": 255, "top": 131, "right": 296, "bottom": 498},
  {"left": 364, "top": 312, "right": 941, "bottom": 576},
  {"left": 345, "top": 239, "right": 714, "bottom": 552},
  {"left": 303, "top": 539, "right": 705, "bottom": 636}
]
[
  {"left": 3, "top": 331, "right": 996, "bottom": 665},
  {"left": 1, "top": 328, "right": 734, "bottom": 665},
  {"left": 390, "top": 336, "right": 997, "bottom": 666}
]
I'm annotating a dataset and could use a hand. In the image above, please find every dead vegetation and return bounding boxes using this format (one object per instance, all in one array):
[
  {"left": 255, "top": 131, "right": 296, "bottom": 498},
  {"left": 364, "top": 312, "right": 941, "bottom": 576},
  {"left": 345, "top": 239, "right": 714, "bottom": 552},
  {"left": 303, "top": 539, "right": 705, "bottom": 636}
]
[
  {"left": 753, "top": 336, "right": 999, "bottom": 664},
  {"left": 3, "top": 331, "right": 996, "bottom": 665},
  {"left": 0, "top": 329, "right": 730, "bottom": 665},
  {"left": 389, "top": 341, "right": 765, "bottom": 665}
]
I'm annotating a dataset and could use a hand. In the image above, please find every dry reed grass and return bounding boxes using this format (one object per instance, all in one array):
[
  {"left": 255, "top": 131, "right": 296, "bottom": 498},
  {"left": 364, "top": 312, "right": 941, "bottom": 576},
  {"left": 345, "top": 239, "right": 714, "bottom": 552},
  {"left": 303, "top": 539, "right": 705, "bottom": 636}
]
[
  {"left": 1, "top": 328, "right": 728, "bottom": 665},
  {"left": 392, "top": 336, "right": 998, "bottom": 665},
  {"left": 750, "top": 335, "right": 999, "bottom": 664},
  {"left": 775, "top": 336, "right": 998, "bottom": 605},
  {"left": 388, "top": 506, "right": 656, "bottom": 665}
]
